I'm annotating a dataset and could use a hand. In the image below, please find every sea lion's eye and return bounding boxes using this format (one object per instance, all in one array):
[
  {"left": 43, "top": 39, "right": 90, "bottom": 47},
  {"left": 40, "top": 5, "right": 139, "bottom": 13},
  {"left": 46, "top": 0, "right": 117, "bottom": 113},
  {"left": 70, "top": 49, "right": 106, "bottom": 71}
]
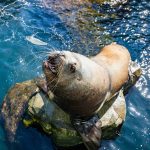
[{"left": 69, "top": 64, "right": 76, "bottom": 73}]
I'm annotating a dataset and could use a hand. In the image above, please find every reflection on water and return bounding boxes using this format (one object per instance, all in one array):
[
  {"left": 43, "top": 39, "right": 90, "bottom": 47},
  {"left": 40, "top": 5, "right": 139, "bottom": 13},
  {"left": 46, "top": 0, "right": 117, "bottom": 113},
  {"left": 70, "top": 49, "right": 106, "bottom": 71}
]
[
  {"left": 0, "top": 0, "right": 150, "bottom": 150},
  {"left": 102, "top": 0, "right": 150, "bottom": 99},
  {"left": 42, "top": 0, "right": 115, "bottom": 55}
]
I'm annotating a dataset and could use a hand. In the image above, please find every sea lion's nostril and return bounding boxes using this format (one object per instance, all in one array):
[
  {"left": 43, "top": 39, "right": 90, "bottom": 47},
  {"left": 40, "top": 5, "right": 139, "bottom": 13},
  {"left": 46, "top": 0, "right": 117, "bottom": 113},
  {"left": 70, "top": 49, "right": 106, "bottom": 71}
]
[
  {"left": 48, "top": 53, "right": 60, "bottom": 63},
  {"left": 48, "top": 55, "right": 53, "bottom": 61}
]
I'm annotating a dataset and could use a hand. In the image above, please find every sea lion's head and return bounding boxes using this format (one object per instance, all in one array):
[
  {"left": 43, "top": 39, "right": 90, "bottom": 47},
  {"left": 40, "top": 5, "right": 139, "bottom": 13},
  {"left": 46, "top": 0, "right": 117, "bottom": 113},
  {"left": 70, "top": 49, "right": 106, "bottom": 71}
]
[
  {"left": 43, "top": 51, "right": 109, "bottom": 117},
  {"left": 43, "top": 51, "right": 83, "bottom": 90}
]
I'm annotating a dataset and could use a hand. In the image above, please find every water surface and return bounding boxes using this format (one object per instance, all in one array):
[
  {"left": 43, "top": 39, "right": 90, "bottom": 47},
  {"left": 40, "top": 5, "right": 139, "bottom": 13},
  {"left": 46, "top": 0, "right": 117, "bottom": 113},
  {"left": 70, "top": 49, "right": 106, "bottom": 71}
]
[{"left": 0, "top": 0, "right": 150, "bottom": 149}]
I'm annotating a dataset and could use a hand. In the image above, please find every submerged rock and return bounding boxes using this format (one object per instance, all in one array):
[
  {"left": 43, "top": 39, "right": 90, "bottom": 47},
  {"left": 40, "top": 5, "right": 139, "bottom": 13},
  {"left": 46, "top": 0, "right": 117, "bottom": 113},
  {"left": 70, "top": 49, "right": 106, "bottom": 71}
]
[{"left": 0, "top": 80, "right": 39, "bottom": 142}]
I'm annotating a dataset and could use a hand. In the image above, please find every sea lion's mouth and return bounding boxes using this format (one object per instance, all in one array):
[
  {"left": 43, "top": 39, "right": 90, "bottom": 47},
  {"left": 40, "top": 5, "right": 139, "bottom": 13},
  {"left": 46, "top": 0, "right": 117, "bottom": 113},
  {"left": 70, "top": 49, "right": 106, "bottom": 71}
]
[{"left": 43, "top": 53, "right": 64, "bottom": 75}]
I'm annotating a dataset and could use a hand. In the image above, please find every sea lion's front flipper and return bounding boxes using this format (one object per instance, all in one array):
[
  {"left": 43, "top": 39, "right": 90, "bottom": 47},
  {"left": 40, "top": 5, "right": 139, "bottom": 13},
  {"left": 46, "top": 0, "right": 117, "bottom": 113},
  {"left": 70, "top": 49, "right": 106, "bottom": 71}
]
[
  {"left": 72, "top": 115, "right": 102, "bottom": 150},
  {"left": 34, "top": 77, "right": 48, "bottom": 93}
]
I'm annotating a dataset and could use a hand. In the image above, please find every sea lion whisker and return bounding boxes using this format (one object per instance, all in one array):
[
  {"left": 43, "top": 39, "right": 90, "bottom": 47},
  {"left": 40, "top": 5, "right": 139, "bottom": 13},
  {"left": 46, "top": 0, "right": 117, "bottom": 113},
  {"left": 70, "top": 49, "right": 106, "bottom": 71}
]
[
  {"left": 50, "top": 77, "right": 60, "bottom": 92},
  {"left": 45, "top": 68, "right": 62, "bottom": 88},
  {"left": 10, "top": 54, "right": 43, "bottom": 67},
  {"left": 23, "top": 51, "right": 48, "bottom": 57},
  {"left": 46, "top": 77, "right": 57, "bottom": 87},
  {"left": 22, "top": 52, "right": 51, "bottom": 62},
  {"left": 46, "top": 77, "right": 61, "bottom": 93},
  {"left": 30, "top": 65, "right": 42, "bottom": 72},
  {"left": 25, "top": 54, "right": 50, "bottom": 66},
  {"left": 25, "top": 58, "right": 42, "bottom": 67},
  {"left": 49, "top": 72, "right": 61, "bottom": 92},
  {"left": 32, "top": 51, "right": 52, "bottom": 55},
  {"left": 50, "top": 64, "right": 64, "bottom": 92},
  {"left": 20, "top": 56, "right": 44, "bottom": 65}
]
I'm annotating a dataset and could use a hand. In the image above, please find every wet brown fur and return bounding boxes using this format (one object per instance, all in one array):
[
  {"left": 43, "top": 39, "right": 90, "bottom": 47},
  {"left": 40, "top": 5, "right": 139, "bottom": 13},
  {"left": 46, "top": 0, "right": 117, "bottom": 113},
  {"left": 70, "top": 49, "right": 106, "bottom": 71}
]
[{"left": 92, "top": 43, "right": 130, "bottom": 94}]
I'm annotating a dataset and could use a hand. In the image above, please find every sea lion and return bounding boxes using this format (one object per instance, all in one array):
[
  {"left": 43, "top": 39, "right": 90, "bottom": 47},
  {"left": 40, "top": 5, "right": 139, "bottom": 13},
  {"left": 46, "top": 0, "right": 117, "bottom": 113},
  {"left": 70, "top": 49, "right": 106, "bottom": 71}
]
[
  {"left": 0, "top": 43, "right": 133, "bottom": 150},
  {"left": 43, "top": 43, "right": 131, "bottom": 118}
]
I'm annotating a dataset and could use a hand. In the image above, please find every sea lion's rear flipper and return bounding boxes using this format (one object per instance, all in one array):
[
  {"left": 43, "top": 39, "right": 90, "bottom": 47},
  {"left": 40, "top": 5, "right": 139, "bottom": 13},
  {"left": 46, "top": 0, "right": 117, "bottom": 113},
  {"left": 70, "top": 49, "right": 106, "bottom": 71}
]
[
  {"left": 123, "top": 61, "right": 142, "bottom": 95},
  {"left": 81, "top": 123, "right": 102, "bottom": 150},
  {"left": 72, "top": 115, "right": 102, "bottom": 150}
]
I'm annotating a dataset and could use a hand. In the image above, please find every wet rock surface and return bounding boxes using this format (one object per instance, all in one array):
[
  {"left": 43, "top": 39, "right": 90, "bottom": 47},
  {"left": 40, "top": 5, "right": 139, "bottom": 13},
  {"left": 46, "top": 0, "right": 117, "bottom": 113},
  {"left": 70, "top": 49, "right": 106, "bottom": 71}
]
[{"left": 26, "top": 89, "right": 126, "bottom": 147}]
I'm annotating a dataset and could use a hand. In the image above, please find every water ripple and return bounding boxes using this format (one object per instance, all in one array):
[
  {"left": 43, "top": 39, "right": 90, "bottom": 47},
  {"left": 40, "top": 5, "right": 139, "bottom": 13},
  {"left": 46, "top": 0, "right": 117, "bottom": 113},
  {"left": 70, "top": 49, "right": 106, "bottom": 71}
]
[{"left": 0, "top": 0, "right": 150, "bottom": 150}]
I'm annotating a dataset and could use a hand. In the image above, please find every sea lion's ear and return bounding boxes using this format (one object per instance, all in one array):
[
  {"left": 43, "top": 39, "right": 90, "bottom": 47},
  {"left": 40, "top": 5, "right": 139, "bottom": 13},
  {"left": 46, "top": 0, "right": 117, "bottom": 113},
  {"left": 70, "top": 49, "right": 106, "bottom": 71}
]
[{"left": 69, "top": 63, "right": 76, "bottom": 73}]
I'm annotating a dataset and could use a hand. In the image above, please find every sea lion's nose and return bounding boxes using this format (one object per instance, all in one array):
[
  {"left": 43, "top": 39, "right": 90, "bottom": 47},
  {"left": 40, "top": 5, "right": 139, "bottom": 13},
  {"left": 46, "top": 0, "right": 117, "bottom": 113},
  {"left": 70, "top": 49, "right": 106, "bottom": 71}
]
[
  {"left": 43, "top": 53, "right": 64, "bottom": 74},
  {"left": 48, "top": 53, "right": 60, "bottom": 65},
  {"left": 48, "top": 52, "right": 65, "bottom": 66}
]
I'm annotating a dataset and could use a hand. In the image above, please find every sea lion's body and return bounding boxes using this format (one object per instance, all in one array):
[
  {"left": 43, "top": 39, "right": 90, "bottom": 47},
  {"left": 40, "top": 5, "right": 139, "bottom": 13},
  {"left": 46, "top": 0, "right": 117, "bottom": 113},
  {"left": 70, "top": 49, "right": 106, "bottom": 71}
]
[
  {"left": 43, "top": 43, "right": 131, "bottom": 118},
  {"left": 92, "top": 43, "right": 130, "bottom": 94}
]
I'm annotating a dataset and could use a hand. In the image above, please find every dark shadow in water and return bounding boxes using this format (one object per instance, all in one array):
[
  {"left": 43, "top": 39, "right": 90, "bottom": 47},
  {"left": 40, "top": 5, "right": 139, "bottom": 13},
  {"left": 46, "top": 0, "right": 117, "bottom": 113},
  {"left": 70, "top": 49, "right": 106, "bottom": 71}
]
[{"left": 0, "top": 0, "right": 16, "bottom": 4}]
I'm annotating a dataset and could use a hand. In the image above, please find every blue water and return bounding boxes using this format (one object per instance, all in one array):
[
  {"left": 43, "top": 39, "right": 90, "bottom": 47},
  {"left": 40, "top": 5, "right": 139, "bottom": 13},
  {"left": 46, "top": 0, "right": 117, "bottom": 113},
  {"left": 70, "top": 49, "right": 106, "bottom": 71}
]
[{"left": 0, "top": 0, "right": 150, "bottom": 149}]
